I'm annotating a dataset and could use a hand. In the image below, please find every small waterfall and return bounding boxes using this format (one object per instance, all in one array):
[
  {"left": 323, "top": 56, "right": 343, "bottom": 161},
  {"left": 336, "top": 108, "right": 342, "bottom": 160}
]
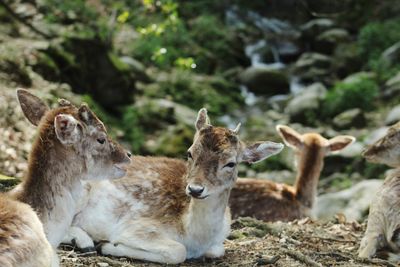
[{"left": 221, "top": 6, "right": 305, "bottom": 126}]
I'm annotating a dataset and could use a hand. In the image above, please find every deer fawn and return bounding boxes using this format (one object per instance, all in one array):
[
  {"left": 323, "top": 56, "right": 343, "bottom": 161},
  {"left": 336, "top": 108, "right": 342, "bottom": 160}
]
[
  {"left": 230, "top": 125, "right": 355, "bottom": 221},
  {"left": 63, "top": 108, "right": 284, "bottom": 264},
  {"left": 8, "top": 89, "right": 131, "bottom": 250},
  {"left": 0, "top": 195, "right": 58, "bottom": 267},
  {"left": 359, "top": 122, "right": 400, "bottom": 262}
]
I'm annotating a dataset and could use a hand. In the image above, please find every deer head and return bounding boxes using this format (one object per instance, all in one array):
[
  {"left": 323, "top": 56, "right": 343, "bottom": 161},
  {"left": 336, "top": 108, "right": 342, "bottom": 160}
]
[
  {"left": 185, "top": 108, "right": 284, "bottom": 199},
  {"left": 276, "top": 125, "right": 355, "bottom": 159},
  {"left": 17, "top": 89, "right": 131, "bottom": 180},
  {"left": 362, "top": 122, "right": 400, "bottom": 167}
]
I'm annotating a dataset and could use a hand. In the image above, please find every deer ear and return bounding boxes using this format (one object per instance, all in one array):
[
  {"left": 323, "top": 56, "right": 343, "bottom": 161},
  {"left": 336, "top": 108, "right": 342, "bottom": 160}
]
[
  {"left": 328, "top": 136, "right": 355, "bottom": 152},
  {"left": 17, "top": 89, "right": 49, "bottom": 126},
  {"left": 54, "top": 114, "right": 81, "bottom": 145},
  {"left": 78, "top": 103, "right": 99, "bottom": 125},
  {"left": 276, "top": 125, "right": 303, "bottom": 149},
  {"left": 195, "top": 108, "right": 211, "bottom": 131},
  {"left": 242, "top": 141, "right": 284, "bottom": 164}
]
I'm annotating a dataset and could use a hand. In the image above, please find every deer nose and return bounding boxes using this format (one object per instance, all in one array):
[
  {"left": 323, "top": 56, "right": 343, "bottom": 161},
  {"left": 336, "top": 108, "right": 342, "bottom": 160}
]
[
  {"left": 126, "top": 151, "right": 132, "bottom": 158},
  {"left": 188, "top": 185, "right": 204, "bottom": 197}
]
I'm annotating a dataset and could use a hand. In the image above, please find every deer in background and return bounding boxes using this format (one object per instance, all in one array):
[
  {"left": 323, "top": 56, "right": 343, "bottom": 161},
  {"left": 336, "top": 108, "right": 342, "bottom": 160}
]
[
  {"left": 230, "top": 125, "right": 355, "bottom": 221},
  {"left": 359, "top": 122, "right": 400, "bottom": 262},
  {"left": 8, "top": 89, "right": 131, "bottom": 250},
  {"left": 63, "top": 108, "right": 284, "bottom": 264},
  {"left": 0, "top": 195, "right": 58, "bottom": 267}
]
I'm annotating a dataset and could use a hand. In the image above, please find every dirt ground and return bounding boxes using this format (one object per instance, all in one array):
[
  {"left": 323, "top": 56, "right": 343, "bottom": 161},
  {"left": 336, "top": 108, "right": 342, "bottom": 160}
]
[{"left": 58, "top": 217, "right": 396, "bottom": 267}]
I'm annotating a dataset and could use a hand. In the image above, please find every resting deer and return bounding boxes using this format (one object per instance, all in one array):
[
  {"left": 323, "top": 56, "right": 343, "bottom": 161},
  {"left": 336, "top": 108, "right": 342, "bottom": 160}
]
[
  {"left": 359, "top": 122, "right": 400, "bottom": 262},
  {"left": 63, "top": 108, "right": 284, "bottom": 264},
  {"left": 8, "top": 89, "right": 131, "bottom": 250},
  {"left": 0, "top": 195, "right": 58, "bottom": 267},
  {"left": 230, "top": 125, "right": 355, "bottom": 221}
]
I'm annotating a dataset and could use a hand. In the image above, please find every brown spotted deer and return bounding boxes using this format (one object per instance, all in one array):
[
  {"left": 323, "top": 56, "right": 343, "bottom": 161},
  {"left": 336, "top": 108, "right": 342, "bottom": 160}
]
[
  {"left": 359, "top": 122, "right": 400, "bottom": 262},
  {"left": 63, "top": 108, "right": 284, "bottom": 264},
  {"left": 230, "top": 125, "right": 355, "bottom": 221},
  {"left": 0, "top": 195, "right": 58, "bottom": 267},
  {"left": 8, "top": 89, "right": 131, "bottom": 251}
]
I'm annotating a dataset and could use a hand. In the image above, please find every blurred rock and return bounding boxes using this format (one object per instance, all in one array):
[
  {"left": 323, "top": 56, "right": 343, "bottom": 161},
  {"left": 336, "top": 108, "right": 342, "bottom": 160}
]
[
  {"left": 332, "top": 43, "right": 363, "bottom": 78},
  {"left": 119, "top": 56, "right": 152, "bottom": 83},
  {"left": 317, "top": 28, "right": 351, "bottom": 44},
  {"left": 385, "top": 105, "right": 400, "bottom": 125},
  {"left": 0, "top": 173, "right": 19, "bottom": 191},
  {"left": 316, "top": 179, "right": 383, "bottom": 222},
  {"left": 135, "top": 98, "right": 197, "bottom": 127},
  {"left": 285, "top": 83, "right": 327, "bottom": 124},
  {"left": 145, "top": 124, "right": 194, "bottom": 157},
  {"left": 342, "top": 71, "right": 376, "bottom": 84},
  {"left": 35, "top": 37, "right": 136, "bottom": 110},
  {"left": 363, "top": 127, "right": 389, "bottom": 145},
  {"left": 293, "top": 53, "right": 332, "bottom": 83},
  {"left": 315, "top": 28, "right": 351, "bottom": 54},
  {"left": 255, "top": 170, "right": 294, "bottom": 185},
  {"left": 332, "top": 108, "right": 366, "bottom": 129},
  {"left": 339, "top": 141, "right": 364, "bottom": 158},
  {"left": 383, "top": 71, "right": 400, "bottom": 99},
  {"left": 239, "top": 66, "right": 289, "bottom": 95},
  {"left": 381, "top": 41, "right": 400, "bottom": 68},
  {"left": 300, "top": 18, "right": 335, "bottom": 39}
]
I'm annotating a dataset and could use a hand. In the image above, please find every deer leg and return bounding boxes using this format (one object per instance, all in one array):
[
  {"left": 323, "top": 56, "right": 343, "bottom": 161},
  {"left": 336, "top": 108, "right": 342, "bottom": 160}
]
[
  {"left": 100, "top": 235, "right": 186, "bottom": 264},
  {"left": 204, "top": 243, "right": 225, "bottom": 258},
  {"left": 359, "top": 233, "right": 384, "bottom": 259},
  {"left": 62, "top": 226, "right": 96, "bottom": 253}
]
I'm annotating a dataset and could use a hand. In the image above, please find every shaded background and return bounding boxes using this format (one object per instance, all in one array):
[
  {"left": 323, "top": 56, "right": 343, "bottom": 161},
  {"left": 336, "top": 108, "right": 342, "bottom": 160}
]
[{"left": 1, "top": 0, "right": 400, "bottom": 220}]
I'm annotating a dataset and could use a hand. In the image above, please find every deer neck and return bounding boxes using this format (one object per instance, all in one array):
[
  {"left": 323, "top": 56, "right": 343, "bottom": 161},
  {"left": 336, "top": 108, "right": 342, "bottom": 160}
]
[
  {"left": 16, "top": 138, "right": 86, "bottom": 220},
  {"left": 293, "top": 147, "right": 324, "bottom": 208},
  {"left": 184, "top": 188, "right": 230, "bottom": 233}
]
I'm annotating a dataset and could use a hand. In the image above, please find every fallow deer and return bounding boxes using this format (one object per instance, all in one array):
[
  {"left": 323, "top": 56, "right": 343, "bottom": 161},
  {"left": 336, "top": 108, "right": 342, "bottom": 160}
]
[
  {"left": 63, "top": 108, "right": 284, "bottom": 264},
  {"left": 359, "top": 122, "right": 400, "bottom": 262},
  {"left": 8, "top": 89, "right": 131, "bottom": 250},
  {"left": 230, "top": 125, "right": 355, "bottom": 221},
  {"left": 0, "top": 195, "right": 58, "bottom": 267}
]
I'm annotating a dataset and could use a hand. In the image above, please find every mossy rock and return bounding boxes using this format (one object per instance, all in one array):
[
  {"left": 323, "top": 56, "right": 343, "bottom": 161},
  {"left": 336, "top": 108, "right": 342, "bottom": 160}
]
[
  {"left": 147, "top": 124, "right": 195, "bottom": 158},
  {"left": 34, "top": 36, "right": 136, "bottom": 110},
  {"left": 239, "top": 66, "right": 289, "bottom": 96},
  {"left": 0, "top": 174, "right": 19, "bottom": 191}
]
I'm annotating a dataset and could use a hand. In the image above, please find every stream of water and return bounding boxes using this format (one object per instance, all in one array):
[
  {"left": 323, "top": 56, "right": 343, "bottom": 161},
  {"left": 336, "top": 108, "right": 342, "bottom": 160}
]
[{"left": 220, "top": 8, "right": 305, "bottom": 128}]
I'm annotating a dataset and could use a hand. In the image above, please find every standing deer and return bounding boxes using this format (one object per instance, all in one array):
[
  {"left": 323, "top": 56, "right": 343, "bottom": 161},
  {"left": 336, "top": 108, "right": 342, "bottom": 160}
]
[
  {"left": 230, "top": 125, "right": 355, "bottom": 221},
  {"left": 63, "top": 108, "right": 284, "bottom": 264},
  {"left": 8, "top": 89, "right": 131, "bottom": 250},
  {"left": 359, "top": 122, "right": 400, "bottom": 262},
  {"left": 0, "top": 195, "right": 58, "bottom": 267}
]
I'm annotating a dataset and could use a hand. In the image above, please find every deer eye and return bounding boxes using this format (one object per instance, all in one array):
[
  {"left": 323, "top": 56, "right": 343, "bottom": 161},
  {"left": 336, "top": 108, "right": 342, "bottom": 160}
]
[
  {"left": 224, "top": 162, "right": 236, "bottom": 168},
  {"left": 187, "top": 151, "right": 193, "bottom": 159},
  {"left": 97, "top": 138, "right": 106, "bottom": 144}
]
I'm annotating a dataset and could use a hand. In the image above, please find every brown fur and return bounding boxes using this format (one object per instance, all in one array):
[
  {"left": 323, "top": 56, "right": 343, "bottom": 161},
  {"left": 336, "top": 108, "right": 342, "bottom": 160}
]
[
  {"left": 0, "top": 194, "right": 53, "bottom": 267},
  {"left": 8, "top": 89, "right": 130, "bottom": 248},
  {"left": 114, "top": 156, "right": 189, "bottom": 221},
  {"left": 12, "top": 106, "right": 85, "bottom": 215},
  {"left": 69, "top": 109, "right": 283, "bottom": 263},
  {"left": 230, "top": 128, "right": 353, "bottom": 222}
]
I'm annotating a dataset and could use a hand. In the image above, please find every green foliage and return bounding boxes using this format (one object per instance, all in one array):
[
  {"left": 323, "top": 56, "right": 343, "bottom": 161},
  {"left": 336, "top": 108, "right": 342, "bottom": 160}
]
[
  {"left": 188, "top": 15, "right": 240, "bottom": 73},
  {"left": 323, "top": 78, "right": 379, "bottom": 117},
  {"left": 369, "top": 58, "right": 400, "bottom": 83},
  {"left": 362, "top": 161, "right": 389, "bottom": 180},
  {"left": 152, "top": 124, "right": 194, "bottom": 157},
  {"left": 143, "top": 69, "right": 244, "bottom": 115},
  {"left": 121, "top": 106, "right": 145, "bottom": 154},
  {"left": 358, "top": 19, "right": 400, "bottom": 67}
]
